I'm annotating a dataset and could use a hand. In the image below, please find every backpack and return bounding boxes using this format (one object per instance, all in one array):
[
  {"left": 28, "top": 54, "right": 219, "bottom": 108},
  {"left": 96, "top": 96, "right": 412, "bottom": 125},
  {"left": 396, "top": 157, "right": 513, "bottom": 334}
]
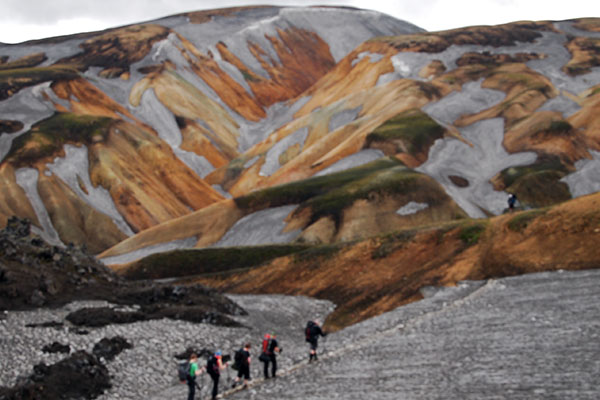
[
  {"left": 232, "top": 349, "right": 243, "bottom": 370},
  {"left": 305, "top": 321, "right": 315, "bottom": 342},
  {"left": 206, "top": 355, "right": 219, "bottom": 375},
  {"left": 177, "top": 361, "right": 190, "bottom": 382},
  {"left": 262, "top": 338, "right": 271, "bottom": 353}
]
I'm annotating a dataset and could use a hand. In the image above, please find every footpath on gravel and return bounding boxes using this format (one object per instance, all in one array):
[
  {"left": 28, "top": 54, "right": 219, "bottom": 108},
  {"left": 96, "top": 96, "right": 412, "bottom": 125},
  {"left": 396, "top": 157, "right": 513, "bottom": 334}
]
[{"left": 188, "top": 268, "right": 600, "bottom": 400}]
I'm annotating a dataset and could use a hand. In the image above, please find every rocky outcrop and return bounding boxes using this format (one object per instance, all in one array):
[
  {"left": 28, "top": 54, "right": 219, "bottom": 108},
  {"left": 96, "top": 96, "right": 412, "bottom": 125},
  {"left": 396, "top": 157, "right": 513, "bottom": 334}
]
[
  {"left": 0, "top": 217, "right": 245, "bottom": 328},
  {"left": 0, "top": 350, "right": 111, "bottom": 399}
]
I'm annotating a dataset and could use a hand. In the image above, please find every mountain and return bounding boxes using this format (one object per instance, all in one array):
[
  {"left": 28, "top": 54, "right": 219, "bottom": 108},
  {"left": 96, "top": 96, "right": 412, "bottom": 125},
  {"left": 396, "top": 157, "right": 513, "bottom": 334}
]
[
  {"left": 96, "top": 16, "right": 600, "bottom": 264},
  {"left": 0, "top": 6, "right": 422, "bottom": 253},
  {"left": 1, "top": 7, "right": 600, "bottom": 330}
]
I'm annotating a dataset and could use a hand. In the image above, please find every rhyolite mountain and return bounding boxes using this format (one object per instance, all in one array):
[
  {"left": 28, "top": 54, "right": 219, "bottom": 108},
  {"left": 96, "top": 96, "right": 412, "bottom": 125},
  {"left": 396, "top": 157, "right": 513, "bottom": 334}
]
[
  {"left": 1, "top": 7, "right": 600, "bottom": 327},
  {"left": 0, "top": 6, "right": 423, "bottom": 253}
]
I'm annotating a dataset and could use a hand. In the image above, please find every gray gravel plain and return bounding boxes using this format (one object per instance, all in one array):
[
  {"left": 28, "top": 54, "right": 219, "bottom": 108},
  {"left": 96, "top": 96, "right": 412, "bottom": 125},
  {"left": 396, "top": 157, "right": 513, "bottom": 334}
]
[{"left": 2, "top": 268, "right": 600, "bottom": 399}]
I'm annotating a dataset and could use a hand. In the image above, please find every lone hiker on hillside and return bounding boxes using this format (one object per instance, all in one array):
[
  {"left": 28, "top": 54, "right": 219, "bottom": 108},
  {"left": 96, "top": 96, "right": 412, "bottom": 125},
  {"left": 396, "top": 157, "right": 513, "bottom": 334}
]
[
  {"left": 185, "top": 353, "right": 205, "bottom": 400},
  {"left": 232, "top": 342, "right": 252, "bottom": 389},
  {"left": 508, "top": 193, "right": 518, "bottom": 212},
  {"left": 305, "top": 320, "right": 327, "bottom": 362},
  {"left": 260, "top": 333, "right": 281, "bottom": 379},
  {"left": 207, "top": 350, "right": 228, "bottom": 400}
]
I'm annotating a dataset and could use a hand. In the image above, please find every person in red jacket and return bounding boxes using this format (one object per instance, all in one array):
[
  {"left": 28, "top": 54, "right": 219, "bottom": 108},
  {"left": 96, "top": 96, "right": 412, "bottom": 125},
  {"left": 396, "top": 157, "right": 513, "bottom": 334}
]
[{"left": 261, "top": 333, "right": 281, "bottom": 379}]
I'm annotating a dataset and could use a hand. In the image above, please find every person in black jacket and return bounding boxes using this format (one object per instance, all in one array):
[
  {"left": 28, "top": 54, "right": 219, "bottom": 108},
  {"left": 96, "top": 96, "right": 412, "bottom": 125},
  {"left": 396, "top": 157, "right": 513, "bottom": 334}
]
[
  {"left": 261, "top": 333, "right": 281, "bottom": 379},
  {"left": 232, "top": 343, "right": 251, "bottom": 389},
  {"left": 305, "top": 319, "right": 326, "bottom": 362},
  {"left": 206, "top": 350, "right": 228, "bottom": 400}
]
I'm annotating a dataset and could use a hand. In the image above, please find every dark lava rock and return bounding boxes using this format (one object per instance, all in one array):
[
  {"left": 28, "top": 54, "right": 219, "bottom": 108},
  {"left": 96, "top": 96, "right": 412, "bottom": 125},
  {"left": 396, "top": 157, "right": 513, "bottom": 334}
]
[
  {"left": 66, "top": 305, "right": 243, "bottom": 328},
  {"left": 0, "top": 351, "right": 110, "bottom": 399},
  {"left": 66, "top": 307, "right": 146, "bottom": 327},
  {"left": 25, "top": 321, "right": 63, "bottom": 329},
  {"left": 42, "top": 342, "right": 70, "bottom": 354},
  {"left": 0, "top": 217, "right": 246, "bottom": 327},
  {"left": 92, "top": 336, "right": 132, "bottom": 362}
]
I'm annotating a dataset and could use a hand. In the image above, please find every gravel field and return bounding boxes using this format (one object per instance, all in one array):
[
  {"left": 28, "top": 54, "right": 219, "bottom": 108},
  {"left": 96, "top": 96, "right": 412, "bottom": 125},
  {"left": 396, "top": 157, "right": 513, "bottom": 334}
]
[{"left": 3, "top": 268, "right": 600, "bottom": 399}]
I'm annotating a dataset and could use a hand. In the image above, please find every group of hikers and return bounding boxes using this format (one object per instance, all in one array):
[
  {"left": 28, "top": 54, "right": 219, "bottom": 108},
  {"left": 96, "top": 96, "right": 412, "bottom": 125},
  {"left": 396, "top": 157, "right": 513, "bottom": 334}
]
[{"left": 181, "top": 320, "right": 327, "bottom": 400}]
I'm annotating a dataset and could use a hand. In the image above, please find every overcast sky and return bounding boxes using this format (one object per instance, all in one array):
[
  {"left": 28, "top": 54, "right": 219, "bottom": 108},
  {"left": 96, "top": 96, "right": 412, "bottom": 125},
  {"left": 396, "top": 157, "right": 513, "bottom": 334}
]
[{"left": 1, "top": 0, "right": 597, "bottom": 44}]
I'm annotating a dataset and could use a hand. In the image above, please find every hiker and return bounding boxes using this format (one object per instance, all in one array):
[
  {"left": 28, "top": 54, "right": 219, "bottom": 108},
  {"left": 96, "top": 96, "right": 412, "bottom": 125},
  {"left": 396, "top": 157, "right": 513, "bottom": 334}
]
[
  {"left": 305, "top": 320, "right": 326, "bottom": 362},
  {"left": 508, "top": 193, "right": 517, "bottom": 211},
  {"left": 232, "top": 342, "right": 252, "bottom": 389},
  {"left": 260, "top": 333, "right": 281, "bottom": 379},
  {"left": 206, "top": 350, "right": 228, "bottom": 400},
  {"left": 186, "top": 353, "right": 204, "bottom": 400}
]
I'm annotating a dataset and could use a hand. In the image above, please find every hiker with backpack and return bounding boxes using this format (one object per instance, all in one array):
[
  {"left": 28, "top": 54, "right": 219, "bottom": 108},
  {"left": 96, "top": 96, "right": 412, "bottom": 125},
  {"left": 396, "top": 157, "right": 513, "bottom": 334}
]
[
  {"left": 508, "top": 193, "right": 518, "bottom": 211},
  {"left": 206, "top": 350, "right": 228, "bottom": 400},
  {"left": 178, "top": 353, "right": 205, "bottom": 400},
  {"left": 305, "top": 320, "right": 327, "bottom": 362},
  {"left": 231, "top": 342, "right": 252, "bottom": 389},
  {"left": 259, "top": 333, "right": 281, "bottom": 379}
]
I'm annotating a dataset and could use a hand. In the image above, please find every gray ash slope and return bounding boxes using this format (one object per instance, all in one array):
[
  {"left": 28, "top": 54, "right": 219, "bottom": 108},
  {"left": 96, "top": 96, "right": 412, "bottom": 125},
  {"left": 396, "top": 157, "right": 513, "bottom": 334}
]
[{"left": 144, "top": 268, "right": 600, "bottom": 400}]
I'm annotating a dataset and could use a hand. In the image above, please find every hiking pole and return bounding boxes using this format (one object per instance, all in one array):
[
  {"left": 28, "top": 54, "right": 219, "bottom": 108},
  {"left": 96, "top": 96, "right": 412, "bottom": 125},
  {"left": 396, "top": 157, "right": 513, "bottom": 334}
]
[{"left": 226, "top": 361, "right": 231, "bottom": 386}]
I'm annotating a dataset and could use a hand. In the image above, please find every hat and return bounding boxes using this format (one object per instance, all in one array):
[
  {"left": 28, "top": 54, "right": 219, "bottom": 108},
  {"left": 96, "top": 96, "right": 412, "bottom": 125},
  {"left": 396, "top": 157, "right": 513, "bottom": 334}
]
[
  {"left": 264, "top": 334, "right": 271, "bottom": 339},
  {"left": 216, "top": 350, "right": 222, "bottom": 357}
]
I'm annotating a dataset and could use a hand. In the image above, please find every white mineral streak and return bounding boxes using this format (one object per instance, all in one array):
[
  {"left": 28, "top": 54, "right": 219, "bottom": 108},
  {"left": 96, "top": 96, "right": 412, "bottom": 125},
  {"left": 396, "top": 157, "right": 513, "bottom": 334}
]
[
  {"left": 351, "top": 51, "right": 385, "bottom": 67},
  {"left": 561, "top": 150, "right": 600, "bottom": 197},
  {"left": 155, "top": 7, "right": 422, "bottom": 151},
  {"left": 422, "top": 79, "right": 506, "bottom": 125},
  {"left": 45, "top": 144, "right": 134, "bottom": 236},
  {"left": 379, "top": 22, "right": 600, "bottom": 102},
  {"left": 314, "top": 149, "right": 385, "bottom": 177},
  {"left": 244, "top": 155, "right": 260, "bottom": 169},
  {"left": 237, "top": 96, "right": 312, "bottom": 152},
  {"left": 260, "top": 127, "right": 309, "bottom": 177},
  {"left": 396, "top": 201, "right": 430, "bottom": 216},
  {"left": 213, "top": 205, "right": 301, "bottom": 247},
  {"left": 416, "top": 118, "right": 537, "bottom": 218},
  {"left": 0, "top": 36, "right": 84, "bottom": 65},
  {"left": 0, "top": 83, "right": 57, "bottom": 162},
  {"left": 328, "top": 106, "right": 362, "bottom": 133},
  {"left": 133, "top": 89, "right": 215, "bottom": 178},
  {"left": 15, "top": 168, "right": 64, "bottom": 246}
]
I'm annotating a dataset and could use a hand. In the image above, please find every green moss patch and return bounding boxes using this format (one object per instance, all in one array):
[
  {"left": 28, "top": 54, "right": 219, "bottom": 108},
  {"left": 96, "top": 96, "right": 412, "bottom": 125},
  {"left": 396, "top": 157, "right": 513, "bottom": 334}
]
[
  {"left": 6, "top": 112, "right": 113, "bottom": 166},
  {"left": 366, "top": 109, "right": 445, "bottom": 156},
  {"left": 371, "top": 230, "right": 416, "bottom": 259},
  {"left": 123, "top": 244, "right": 310, "bottom": 280},
  {"left": 236, "top": 157, "right": 451, "bottom": 229},
  {"left": 498, "top": 156, "right": 571, "bottom": 208},
  {"left": 459, "top": 221, "right": 488, "bottom": 245},
  {"left": 507, "top": 208, "right": 548, "bottom": 232},
  {"left": 235, "top": 157, "right": 405, "bottom": 211},
  {"left": 303, "top": 166, "right": 429, "bottom": 226},
  {"left": 293, "top": 243, "right": 346, "bottom": 264}
]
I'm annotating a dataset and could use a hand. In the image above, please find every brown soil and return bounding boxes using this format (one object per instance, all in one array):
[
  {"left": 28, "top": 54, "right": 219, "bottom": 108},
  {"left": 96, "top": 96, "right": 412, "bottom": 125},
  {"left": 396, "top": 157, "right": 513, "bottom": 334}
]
[{"left": 183, "top": 192, "right": 600, "bottom": 332}]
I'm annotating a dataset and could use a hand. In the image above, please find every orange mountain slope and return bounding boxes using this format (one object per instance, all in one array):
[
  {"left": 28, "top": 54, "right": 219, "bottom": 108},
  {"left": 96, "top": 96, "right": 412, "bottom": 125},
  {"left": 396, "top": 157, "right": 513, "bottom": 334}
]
[{"left": 118, "top": 191, "right": 600, "bottom": 331}]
